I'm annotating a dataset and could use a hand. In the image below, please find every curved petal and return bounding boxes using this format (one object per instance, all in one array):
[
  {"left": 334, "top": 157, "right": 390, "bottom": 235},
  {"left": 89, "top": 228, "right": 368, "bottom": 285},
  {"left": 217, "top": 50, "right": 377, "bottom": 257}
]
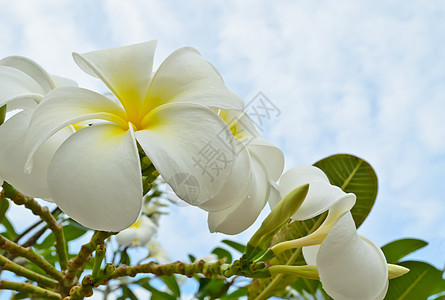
[
  {"left": 25, "top": 87, "right": 127, "bottom": 172},
  {"left": 50, "top": 74, "right": 78, "bottom": 88},
  {"left": 142, "top": 47, "right": 244, "bottom": 114},
  {"left": 279, "top": 166, "right": 329, "bottom": 196},
  {"left": 248, "top": 138, "right": 284, "bottom": 181},
  {"left": 219, "top": 110, "right": 284, "bottom": 181},
  {"left": 0, "top": 110, "right": 72, "bottom": 199},
  {"left": 302, "top": 244, "right": 319, "bottom": 265},
  {"left": 0, "top": 56, "right": 54, "bottom": 93},
  {"left": 208, "top": 154, "right": 269, "bottom": 234},
  {"left": 115, "top": 227, "right": 138, "bottom": 246},
  {"left": 134, "top": 216, "right": 157, "bottom": 245},
  {"left": 48, "top": 124, "right": 142, "bottom": 231},
  {"left": 316, "top": 212, "right": 388, "bottom": 300},
  {"left": 136, "top": 103, "right": 243, "bottom": 210},
  {"left": 198, "top": 138, "right": 252, "bottom": 211},
  {"left": 0, "top": 66, "right": 44, "bottom": 107},
  {"left": 267, "top": 180, "right": 281, "bottom": 208},
  {"left": 278, "top": 166, "right": 354, "bottom": 221},
  {"left": 73, "top": 41, "right": 157, "bottom": 120}
]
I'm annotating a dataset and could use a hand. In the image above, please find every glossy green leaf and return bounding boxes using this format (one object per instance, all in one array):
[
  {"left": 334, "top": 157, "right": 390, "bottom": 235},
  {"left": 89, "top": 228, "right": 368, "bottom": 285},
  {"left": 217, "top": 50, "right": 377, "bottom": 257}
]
[
  {"left": 314, "top": 153, "right": 378, "bottom": 228},
  {"left": 221, "top": 288, "right": 248, "bottom": 299},
  {"left": 385, "top": 261, "right": 443, "bottom": 300},
  {"left": 196, "top": 277, "right": 229, "bottom": 300},
  {"left": 212, "top": 247, "right": 233, "bottom": 264},
  {"left": 160, "top": 275, "right": 181, "bottom": 298},
  {"left": 222, "top": 239, "right": 246, "bottom": 254},
  {"left": 119, "top": 286, "right": 138, "bottom": 300},
  {"left": 1, "top": 215, "right": 17, "bottom": 240},
  {"left": 381, "top": 238, "right": 428, "bottom": 264},
  {"left": 0, "top": 198, "right": 9, "bottom": 223},
  {"left": 291, "top": 278, "right": 321, "bottom": 297},
  {"left": 138, "top": 278, "right": 176, "bottom": 300},
  {"left": 36, "top": 224, "right": 87, "bottom": 250}
]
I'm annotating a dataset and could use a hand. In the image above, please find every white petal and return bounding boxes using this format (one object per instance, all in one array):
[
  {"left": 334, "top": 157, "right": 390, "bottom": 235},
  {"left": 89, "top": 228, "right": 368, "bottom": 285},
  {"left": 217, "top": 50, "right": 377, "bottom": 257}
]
[
  {"left": 278, "top": 166, "right": 354, "bottom": 221},
  {"left": 219, "top": 110, "right": 284, "bottom": 181},
  {"left": 48, "top": 124, "right": 142, "bottom": 231},
  {"left": 143, "top": 47, "right": 244, "bottom": 114},
  {"left": 25, "top": 87, "right": 127, "bottom": 171},
  {"left": 279, "top": 166, "right": 330, "bottom": 196},
  {"left": 248, "top": 138, "right": 284, "bottom": 181},
  {"left": 302, "top": 244, "right": 320, "bottom": 266},
  {"left": 50, "top": 74, "right": 78, "bottom": 88},
  {"left": 73, "top": 41, "right": 157, "bottom": 117},
  {"left": 208, "top": 154, "right": 269, "bottom": 234},
  {"left": 136, "top": 103, "right": 243, "bottom": 211},
  {"left": 115, "top": 227, "right": 138, "bottom": 247},
  {"left": 134, "top": 216, "right": 158, "bottom": 245},
  {"left": 0, "top": 56, "right": 54, "bottom": 93},
  {"left": 0, "top": 66, "right": 44, "bottom": 107},
  {"left": 267, "top": 180, "right": 281, "bottom": 208},
  {"left": 198, "top": 138, "right": 252, "bottom": 212},
  {"left": 316, "top": 212, "right": 388, "bottom": 300},
  {"left": 0, "top": 110, "right": 72, "bottom": 199}
]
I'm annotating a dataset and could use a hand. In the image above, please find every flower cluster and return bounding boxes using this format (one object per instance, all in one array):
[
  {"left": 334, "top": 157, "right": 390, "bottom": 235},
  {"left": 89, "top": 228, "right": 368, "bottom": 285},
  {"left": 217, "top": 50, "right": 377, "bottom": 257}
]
[{"left": 0, "top": 41, "right": 407, "bottom": 299}]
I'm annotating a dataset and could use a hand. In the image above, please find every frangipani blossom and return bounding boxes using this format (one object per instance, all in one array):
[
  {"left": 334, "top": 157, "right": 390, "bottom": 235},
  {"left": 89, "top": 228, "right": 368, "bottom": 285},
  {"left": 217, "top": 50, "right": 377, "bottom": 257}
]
[
  {"left": 271, "top": 166, "right": 356, "bottom": 252},
  {"left": 303, "top": 212, "right": 388, "bottom": 300},
  {"left": 115, "top": 215, "right": 157, "bottom": 247},
  {"left": 25, "top": 41, "right": 245, "bottom": 231},
  {"left": 147, "top": 238, "right": 171, "bottom": 265},
  {"left": 0, "top": 56, "right": 74, "bottom": 199},
  {"left": 207, "top": 111, "right": 284, "bottom": 234}
]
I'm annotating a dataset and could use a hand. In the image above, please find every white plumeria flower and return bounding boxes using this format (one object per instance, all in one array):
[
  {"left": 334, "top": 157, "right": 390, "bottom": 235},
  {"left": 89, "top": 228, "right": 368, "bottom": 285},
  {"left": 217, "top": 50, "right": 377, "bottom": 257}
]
[
  {"left": 271, "top": 166, "right": 356, "bottom": 252},
  {"left": 147, "top": 238, "right": 171, "bottom": 265},
  {"left": 115, "top": 215, "right": 157, "bottom": 247},
  {"left": 303, "top": 212, "right": 389, "bottom": 300},
  {"left": 195, "top": 254, "right": 219, "bottom": 263},
  {"left": 0, "top": 56, "right": 74, "bottom": 198},
  {"left": 207, "top": 110, "right": 284, "bottom": 234},
  {"left": 24, "top": 41, "right": 246, "bottom": 231}
]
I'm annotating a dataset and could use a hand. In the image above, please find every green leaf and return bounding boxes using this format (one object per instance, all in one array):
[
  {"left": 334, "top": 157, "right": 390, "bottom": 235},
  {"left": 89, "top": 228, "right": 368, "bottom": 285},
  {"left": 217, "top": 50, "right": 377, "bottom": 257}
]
[
  {"left": 188, "top": 254, "right": 196, "bottom": 263},
  {"left": 0, "top": 198, "right": 9, "bottom": 223},
  {"left": 138, "top": 278, "right": 176, "bottom": 300},
  {"left": 212, "top": 247, "right": 233, "bottom": 264},
  {"left": 222, "top": 239, "right": 246, "bottom": 254},
  {"left": 381, "top": 238, "right": 428, "bottom": 264},
  {"left": 314, "top": 153, "right": 378, "bottom": 228},
  {"left": 385, "top": 261, "right": 443, "bottom": 300},
  {"left": 1, "top": 215, "right": 17, "bottom": 240},
  {"left": 120, "top": 286, "right": 138, "bottom": 300},
  {"left": 196, "top": 277, "right": 228, "bottom": 300},
  {"left": 160, "top": 275, "right": 181, "bottom": 298},
  {"left": 291, "top": 278, "right": 321, "bottom": 297},
  {"left": 36, "top": 224, "right": 87, "bottom": 250},
  {"left": 221, "top": 288, "right": 248, "bottom": 299}
]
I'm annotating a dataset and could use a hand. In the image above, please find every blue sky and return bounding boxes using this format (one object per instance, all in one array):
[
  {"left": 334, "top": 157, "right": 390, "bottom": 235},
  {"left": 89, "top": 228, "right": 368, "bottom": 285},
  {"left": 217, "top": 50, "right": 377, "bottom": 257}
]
[{"left": 0, "top": 0, "right": 444, "bottom": 291}]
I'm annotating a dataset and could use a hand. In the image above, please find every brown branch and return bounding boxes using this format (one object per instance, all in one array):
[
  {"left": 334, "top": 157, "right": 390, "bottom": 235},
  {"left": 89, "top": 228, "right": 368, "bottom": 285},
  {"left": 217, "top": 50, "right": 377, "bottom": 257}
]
[
  {"left": 2, "top": 184, "right": 68, "bottom": 270},
  {"left": 0, "top": 280, "right": 62, "bottom": 299},
  {"left": 0, "top": 253, "right": 59, "bottom": 288},
  {"left": 0, "top": 234, "right": 63, "bottom": 281}
]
